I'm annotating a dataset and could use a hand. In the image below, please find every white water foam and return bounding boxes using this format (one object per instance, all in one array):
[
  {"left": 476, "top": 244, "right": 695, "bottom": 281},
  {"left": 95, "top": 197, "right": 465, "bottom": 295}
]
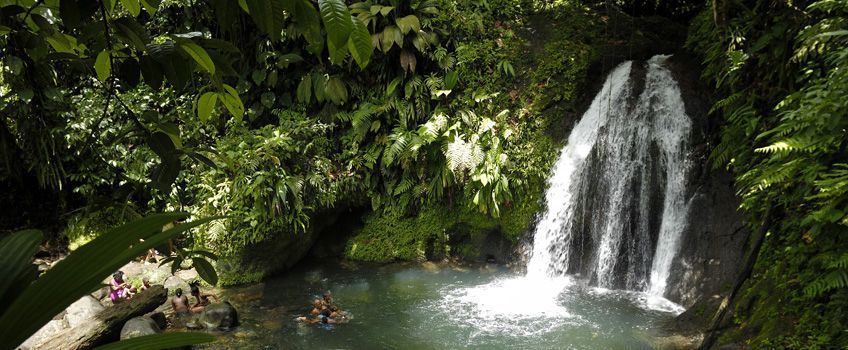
[{"left": 433, "top": 276, "right": 584, "bottom": 338}]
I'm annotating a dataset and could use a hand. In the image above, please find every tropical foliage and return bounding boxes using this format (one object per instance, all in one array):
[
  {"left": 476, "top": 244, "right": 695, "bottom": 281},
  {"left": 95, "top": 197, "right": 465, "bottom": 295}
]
[
  {"left": 688, "top": 0, "right": 848, "bottom": 346},
  {"left": 1, "top": 0, "right": 575, "bottom": 284}
]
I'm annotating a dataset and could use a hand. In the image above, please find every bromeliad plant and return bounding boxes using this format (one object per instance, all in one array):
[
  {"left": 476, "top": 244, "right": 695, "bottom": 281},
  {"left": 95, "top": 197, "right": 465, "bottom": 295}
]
[{"left": 0, "top": 213, "right": 219, "bottom": 350}]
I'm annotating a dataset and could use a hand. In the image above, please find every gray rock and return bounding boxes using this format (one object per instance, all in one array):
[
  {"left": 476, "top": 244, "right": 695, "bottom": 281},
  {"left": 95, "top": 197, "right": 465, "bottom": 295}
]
[
  {"left": 163, "top": 276, "right": 188, "bottom": 294},
  {"left": 17, "top": 319, "right": 68, "bottom": 350},
  {"left": 119, "top": 316, "right": 161, "bottom": 340},
  {"left": 198, "top": 302, "right": 239, "bottom": 331},
  {"left": 64, "top": 295, "right": 105, "bottom": 328},
  {"left": 175, "top": 269, "right": 198, "bottom": 281},
  {"left": 90, "top": 286, "right": 110, "bottom": 301}
]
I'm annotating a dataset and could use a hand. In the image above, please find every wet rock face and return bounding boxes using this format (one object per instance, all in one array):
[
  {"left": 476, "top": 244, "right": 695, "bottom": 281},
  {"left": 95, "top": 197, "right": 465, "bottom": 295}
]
[
  {"left": 665, "top": 170, "right": 748, "bottom": 307},
  {"left": 217, "top": 208, "right": 345, "bottom": 284},
  {"left": 662, "top": 54, "right": 748, "bottom": 308},
  {"left": 198, "top": 302, "right": 240, "bottom": 331}
]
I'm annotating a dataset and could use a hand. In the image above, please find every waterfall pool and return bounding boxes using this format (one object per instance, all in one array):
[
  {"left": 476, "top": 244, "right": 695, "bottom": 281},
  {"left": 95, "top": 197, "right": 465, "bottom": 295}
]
[{"left": 202, "top": 261, "right": 684, "bottom": 349}]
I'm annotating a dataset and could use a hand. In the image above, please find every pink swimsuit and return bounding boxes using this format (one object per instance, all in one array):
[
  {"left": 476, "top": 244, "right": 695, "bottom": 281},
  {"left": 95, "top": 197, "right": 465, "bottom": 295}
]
[{"left": 109, "top": 278, "right": 128, "bottom": 301}]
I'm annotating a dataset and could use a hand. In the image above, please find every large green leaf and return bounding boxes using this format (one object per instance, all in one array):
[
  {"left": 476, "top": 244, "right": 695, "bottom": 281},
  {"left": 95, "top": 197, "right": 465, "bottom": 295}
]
[
  {"left": 95, "top": 50, "right": 111, "bottom": 82},
  {"left": 114, "top": 18, "right": 151, "bottom": 52},
  {"left": 327, "top": 36, "right": 348, "bottom": 65},
  {"left": 147, "top": 131, "right": 176, "bottom": 159},
  {"left": 139, "top": 55, "right": 163, "bottom": 89},
  {"left": 120, "top": 0, "right": 141, "bottom": 17},
  {"left": 395, "top": 15, "right": 420, "bottom": 34},
  {"left": 219, "top": 84, "right": 244, "bottom": 120},
  {"left": 318, "top": 0, "right": 353, "bottom": 51},
  {"left": 245, "top": 0, "right": 285, "bottom": 41},
  {"left": 347, "top": 16, "right": 372, "bottom": 70},
  {"left": 197, "top": 92, "right": 218, "bottom": 122},
  {"left": 283, "top": 0, "right": 323, "bottom": 54},
  {"left": 445, "top": 71, "right": 458, "bottom": 90},
  {"left": 178, "top": 40, "right": 215, "bottom": 75},
  {"left": 0, "top": 230, "right": 42, "bottom": 306},
  {"left": 139, "top": 0, "right": 160, "bottom": 14},
  {"left": 192, "top": 257, "right": 218, "bottom": 286},
  {"left": 94, "top": 332, "right": 214, "bottom": 350},
  {"left": 380, "top": 25, "right": 402, "bottom": 53},
  {"left": 0, "top": 214, "right": 220, "bottom": 349},
  {"left": 297, "top": 74, "right": 312, "bottom": 103},
  {"left": 325, "top": 76, "right": 348, "bottom": 105}
]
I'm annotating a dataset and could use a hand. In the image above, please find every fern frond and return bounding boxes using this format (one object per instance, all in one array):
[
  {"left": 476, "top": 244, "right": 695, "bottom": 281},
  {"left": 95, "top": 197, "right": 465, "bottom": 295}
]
[{"left": 804, "top": 269, "right": 848, "bottom": 298}]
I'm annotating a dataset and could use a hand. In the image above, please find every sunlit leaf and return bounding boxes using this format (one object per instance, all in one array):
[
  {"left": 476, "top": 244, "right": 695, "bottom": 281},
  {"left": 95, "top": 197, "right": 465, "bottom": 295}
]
[
  {"left": 220, "top": 84, "right": 244, "bottom": 120},
  {"left": 178, "top": 40, "right": 215, "bottom": 75},
  {"left": 348, "top": 16, "right": 372, "bottom": 69},
  {"left": 95, "top": 50, "right": 111, "bottom": 82},
  {"left": 318, "top": 0, "right": 353, "bottom": 50},
  {"left": 197, "top": 92, "right": 218, "bottom": 122},
  {"left": 396, "top": 15, "right": 420, "bottom": 34},
  {"left": 139, "top": 0, "right": 160, "bottom": 14},
  {"left": 120, "top": 0, "right": 141, "bottom": 17}
]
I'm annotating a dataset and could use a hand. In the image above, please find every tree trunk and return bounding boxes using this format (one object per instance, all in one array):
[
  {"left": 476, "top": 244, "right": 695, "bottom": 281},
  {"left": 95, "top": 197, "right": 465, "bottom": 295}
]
[{"left": 35, "top": 285, "right": 167, "bottom": 350}]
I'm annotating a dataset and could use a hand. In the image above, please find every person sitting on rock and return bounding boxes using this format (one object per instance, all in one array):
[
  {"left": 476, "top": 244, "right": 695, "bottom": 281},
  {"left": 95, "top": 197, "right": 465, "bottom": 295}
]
[
  {"left": 140, "top": 277, "right": 151, "bottom": 292},
  {"left": 190, "top": 282, "right": 218, "bottom": 314},
  {"left": 172, "top": 288, "right": 190, "bottom": 317},
  {"left": 109, "top": 271, "right": 133, "bottom": 303}
]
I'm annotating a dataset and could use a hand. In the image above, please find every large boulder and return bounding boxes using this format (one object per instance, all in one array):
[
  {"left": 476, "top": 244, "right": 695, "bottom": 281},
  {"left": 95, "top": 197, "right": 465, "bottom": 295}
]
[
  {"left": 119, "top": 316, "right": 161, "bottom": 340},
  {"left": 17, "top": 319, "right": 68, "bottom": 350},
  {"left": 64, "top": 295, "right": 106, "bottom": 328},
  {"left": 163, "top": 276, "right": 188, "bottom": 294},
  {"left": 198, "top": 302, "right": 239, "bottom": 331}
]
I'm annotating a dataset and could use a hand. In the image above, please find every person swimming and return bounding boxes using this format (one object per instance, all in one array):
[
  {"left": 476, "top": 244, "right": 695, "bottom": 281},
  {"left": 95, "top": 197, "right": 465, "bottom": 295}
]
[
  {"left": 322, "top": 291, "right": 334, "bottom": 308},
  {"left": 310, "top": 298, "right": 325, "bottom": 315}
]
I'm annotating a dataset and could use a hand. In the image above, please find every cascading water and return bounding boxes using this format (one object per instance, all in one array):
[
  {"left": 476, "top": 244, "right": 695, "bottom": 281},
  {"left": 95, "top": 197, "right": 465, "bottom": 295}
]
[
  {"left": 526, "top": 55, "right": 693, "bottom": 298},
  {"left": 419, "top": 55, "right": 691, "bottom": 344}
]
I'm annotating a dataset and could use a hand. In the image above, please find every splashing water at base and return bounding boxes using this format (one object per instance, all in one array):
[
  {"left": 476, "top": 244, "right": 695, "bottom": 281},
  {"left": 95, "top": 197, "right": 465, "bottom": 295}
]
[{"left": 434, "top": 276, "right": 575, "bottom": 337}]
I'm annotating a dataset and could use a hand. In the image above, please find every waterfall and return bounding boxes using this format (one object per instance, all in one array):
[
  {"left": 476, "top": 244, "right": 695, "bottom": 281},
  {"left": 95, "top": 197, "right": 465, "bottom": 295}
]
[{"left": 526, "top": 55, "right": 692, "bottom": 297}]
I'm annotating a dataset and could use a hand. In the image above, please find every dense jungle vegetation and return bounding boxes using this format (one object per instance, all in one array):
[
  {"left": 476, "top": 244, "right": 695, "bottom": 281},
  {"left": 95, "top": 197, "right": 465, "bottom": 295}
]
[{"left": 0, "top": 0, "right": 846, "bottom": 348}]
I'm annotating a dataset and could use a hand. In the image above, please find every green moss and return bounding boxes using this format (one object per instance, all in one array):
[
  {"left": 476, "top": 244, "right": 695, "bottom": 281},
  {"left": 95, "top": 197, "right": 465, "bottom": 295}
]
[
  {"left": 345, "top": 208, "right": 452, "bottom": 262},
  {"left": 345, "top": 189, "right": 541, "bottom": 263},
  {"left": 216, "top": 255, "right": 267, "bottom": 286}
]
